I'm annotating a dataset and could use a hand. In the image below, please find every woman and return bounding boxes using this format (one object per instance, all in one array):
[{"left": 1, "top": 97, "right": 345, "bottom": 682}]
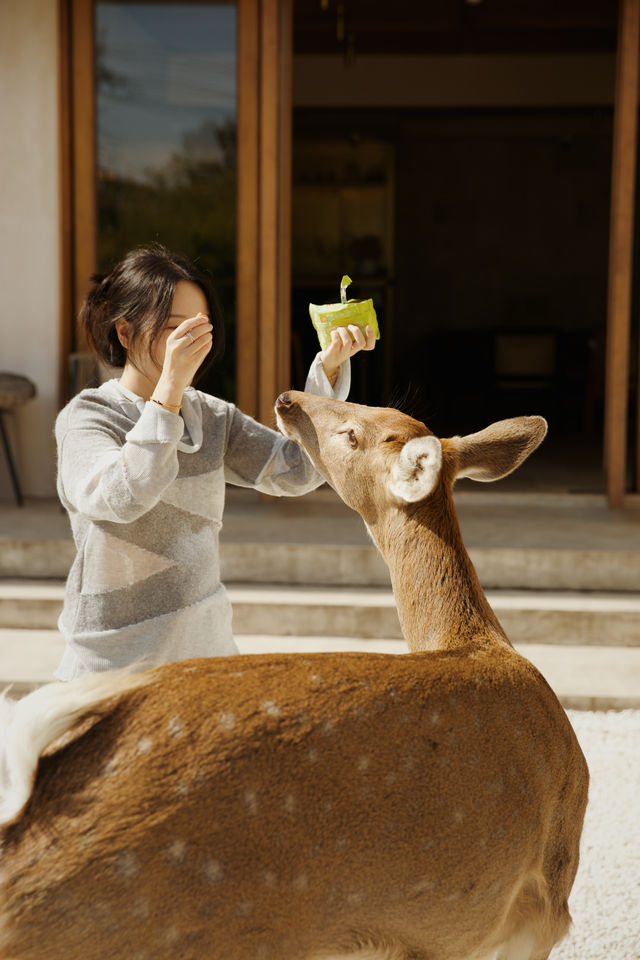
[{"left": 55, "top": 244, "right": 375, "bottom": 679}]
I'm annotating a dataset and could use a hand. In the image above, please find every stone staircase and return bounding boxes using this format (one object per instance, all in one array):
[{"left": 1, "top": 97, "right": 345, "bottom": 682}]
[{"left": 1, "top": 488, "right": 639, "bottom": 706}]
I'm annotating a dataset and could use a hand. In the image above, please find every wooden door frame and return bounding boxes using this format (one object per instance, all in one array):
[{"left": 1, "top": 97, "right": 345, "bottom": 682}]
[
  {"left": 58, "top": 0, "right": 97, "bottom": 405},
  {"left": 605, "top": 0, "right": 640, "bottom": 507},
  {"left": 236, "top": 0, "right": 292, "bottom": 424}
]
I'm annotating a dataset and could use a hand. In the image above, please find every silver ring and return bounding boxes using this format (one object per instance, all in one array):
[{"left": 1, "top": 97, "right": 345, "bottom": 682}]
[{"left": 185, "top": 331, "right": 195, "bottom": 344}]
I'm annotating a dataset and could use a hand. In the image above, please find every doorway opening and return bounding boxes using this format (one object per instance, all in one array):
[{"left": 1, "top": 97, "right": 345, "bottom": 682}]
[{"left": 291, "top": 107, "right": 612, "bottom": 492}]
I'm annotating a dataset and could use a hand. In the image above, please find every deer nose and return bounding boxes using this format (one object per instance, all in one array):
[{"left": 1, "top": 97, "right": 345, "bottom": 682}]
[{"left": 276, "top": 392, "right": 292, "bottom": 410}]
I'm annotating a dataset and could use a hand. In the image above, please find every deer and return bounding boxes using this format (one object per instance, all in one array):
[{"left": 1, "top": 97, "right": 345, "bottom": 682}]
[{"left": 0, "top": 392, "right": 588, "bottom": 960}]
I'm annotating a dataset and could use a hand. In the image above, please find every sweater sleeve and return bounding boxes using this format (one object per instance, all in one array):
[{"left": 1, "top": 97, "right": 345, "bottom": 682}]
[
  {"left": 224, "top": 405, "right": 326, "bottom": 496},
  {"left": 56, "top": 402, "right": 184, "bottom": 522},
  {"left": 223, "top": 353, "right": 349, "bottom": 496},
  {"left": 304, "top": 353, "right": 350, "bottom": 400}
]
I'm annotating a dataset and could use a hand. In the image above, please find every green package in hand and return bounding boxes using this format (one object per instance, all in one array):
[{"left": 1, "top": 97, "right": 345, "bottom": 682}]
[{"left": 309, "top": 276, "right": 380, "bottom": 350}]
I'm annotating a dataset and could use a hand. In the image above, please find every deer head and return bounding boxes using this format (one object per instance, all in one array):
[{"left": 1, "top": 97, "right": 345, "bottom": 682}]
[{"left": 275, "top": 392, "right": 547, "bottom": 524}]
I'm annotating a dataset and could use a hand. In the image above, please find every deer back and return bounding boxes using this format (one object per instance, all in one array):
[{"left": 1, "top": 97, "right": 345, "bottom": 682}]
[{"left": 0, "top": 651, "right": 587, "bottom": 960}]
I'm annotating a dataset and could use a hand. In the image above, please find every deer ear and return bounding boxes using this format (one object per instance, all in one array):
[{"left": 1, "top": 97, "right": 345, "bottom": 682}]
[
  {"left": 389, "top": 435, "right": 442, "bottom": 503},
  {"left": 453, "top": 416, "right": 547, "bottom": 482}
]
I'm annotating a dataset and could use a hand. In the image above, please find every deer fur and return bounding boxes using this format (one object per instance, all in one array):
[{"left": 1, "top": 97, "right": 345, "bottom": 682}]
[{"left": 0, "top": 393, "right": 588, "bottom": 960}]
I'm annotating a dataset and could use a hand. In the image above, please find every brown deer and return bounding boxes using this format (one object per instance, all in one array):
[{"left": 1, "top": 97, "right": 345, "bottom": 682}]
[{"left": 0, "top": 392, "right": 588, "bottom": 960}]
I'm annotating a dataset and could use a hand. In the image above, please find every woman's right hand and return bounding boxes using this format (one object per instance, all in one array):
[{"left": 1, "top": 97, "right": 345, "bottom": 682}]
[{"left": 153, "top": 314, "right": 213, "bottom": 406}]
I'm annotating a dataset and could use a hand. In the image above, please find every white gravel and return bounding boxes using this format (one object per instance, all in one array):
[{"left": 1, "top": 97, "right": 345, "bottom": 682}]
[{"left": 554, "top": 710, "right": 640, "bottom": 960}]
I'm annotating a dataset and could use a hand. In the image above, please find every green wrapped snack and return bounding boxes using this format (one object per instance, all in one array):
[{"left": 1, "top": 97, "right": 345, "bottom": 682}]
[{"left": 309, "top": 275, "right": 380, "bottom": 350}]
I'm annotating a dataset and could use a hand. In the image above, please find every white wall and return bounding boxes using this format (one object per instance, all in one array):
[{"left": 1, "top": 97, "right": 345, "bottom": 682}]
[{"left": 0, "top": 0, "right": 60, "bottom": 500}]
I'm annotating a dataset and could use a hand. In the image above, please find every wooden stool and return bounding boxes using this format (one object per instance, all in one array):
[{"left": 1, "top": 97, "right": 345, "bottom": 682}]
[{"left": 0, "top": 373, "right": 36, "bottom": 506}]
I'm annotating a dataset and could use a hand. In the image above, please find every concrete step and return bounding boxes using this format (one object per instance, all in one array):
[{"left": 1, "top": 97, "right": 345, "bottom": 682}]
[
  {"left": 3, "top": 538, "right": 640, "bottom": 593},
  {"left": 1, "top": 579, "right": 640, "bottom": 647},
  {"left": 1, "top": 627, "right": 638, "bottom": 710},
  {"left": 220, "top": 542, "right": 640, "bottom": 593},
  {"left": 2, "top": 492, "right": 640, "bottom": 593}
]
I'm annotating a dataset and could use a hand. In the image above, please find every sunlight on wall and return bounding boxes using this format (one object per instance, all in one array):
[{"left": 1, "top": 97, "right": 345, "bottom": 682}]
[{"left": 0, "top": 0, "right": 60, "bottom": 499}]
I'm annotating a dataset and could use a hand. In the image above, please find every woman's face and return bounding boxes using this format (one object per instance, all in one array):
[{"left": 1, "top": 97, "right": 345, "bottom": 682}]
[
  {"left": 150, "top": 281, "right": 210, "bottom": 368},
  {"left": 118, "top": 280, "right": 210, "bottom": 378}
]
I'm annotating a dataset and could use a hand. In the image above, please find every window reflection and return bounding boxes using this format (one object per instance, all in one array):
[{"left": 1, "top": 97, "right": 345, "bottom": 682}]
[{"left": 96, "top": 2, "right": 237, "bottom": 397}]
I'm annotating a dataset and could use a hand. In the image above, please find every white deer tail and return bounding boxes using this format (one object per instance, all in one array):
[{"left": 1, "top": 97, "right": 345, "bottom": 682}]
[{"left": 0, "top": 671, "right": 150, "bottom": 828}]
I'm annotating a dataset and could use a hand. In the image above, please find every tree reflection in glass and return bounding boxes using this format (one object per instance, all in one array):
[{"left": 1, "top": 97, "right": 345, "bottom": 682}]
[{"left": 96, "top": 2, "right": 237, "bottom": 397}]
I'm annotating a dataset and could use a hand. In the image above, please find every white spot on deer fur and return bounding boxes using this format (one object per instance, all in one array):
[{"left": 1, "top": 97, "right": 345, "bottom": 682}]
[
  {"left": 262, "top": 700, "right": 280, "bottom": 717},
  {"left": 453, "top": 808, "right": 465, "bottom": 824},
  {"left": 310, "top": 674, "right": 323, "bottom": 686},
  {"left": 175, "top": 780, "right": 189, "bottom": 798},
  {"left": 237, "top": 900, "right": 254, "bottom": 917},
  {"left": 115, "top": 851, "right": 139, "bottom": 880},
  {"left": 478, "top": 835, "right": 488, "bottom": 849},
  {"left": 321, "top": 718, "right": 333, "bottom": 735},
  {"left": 357, "top": 755, "right": 370, "bottom": 772},
  {"left": 410, "top": 878, "right": 434, "bottom": 897},
  {"left": 164, "top": 926, "right": 180, "bottom": 945},
  {"left": 430, "top": 710, "right": 440, "bottom": 726},
  {"left": 168, "top": 716, "right": 183, "bottom": 738},
  {"left": 307, "top": 747, "right": 319, "bottom": 764},
  {"left": 131, "top": 897, "right": 150, "bottom": 919},
  {"left": 244, "top": 788, "right": 258, "bottom": 815},
  {"left": 283, "top": 793, "right": 296, "bottom": 813},
  {"left": 101, "top": 759, "right": 117, "bottom": 777},
  {"left": 203, "top": 859, "right": 223, "bottom": 883},
  {"left": 384, "top": 771, "right": 397, "bottom": 786},
  {"left": 166, "top": 839, "right": 187, "bottom": 864},
  {"left": 218, "top": 711, "right": 236, "bottom": 731},
  {"left": 262, "top": 870, "right": 278, "bottom": 887},
  {"left": 347, "top": 891, "right": 363, "bottom": 906},
  {"left": 136, "top": 737, "right": 152, "bottom": 755},
  {"left": 292, "top": 873, "right": 308, "bottom": 892}
]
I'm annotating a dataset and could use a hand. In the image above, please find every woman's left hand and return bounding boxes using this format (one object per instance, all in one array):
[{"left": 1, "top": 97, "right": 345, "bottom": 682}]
[{"left": 320, "top": 324, "right": 376, "bottom": 386}]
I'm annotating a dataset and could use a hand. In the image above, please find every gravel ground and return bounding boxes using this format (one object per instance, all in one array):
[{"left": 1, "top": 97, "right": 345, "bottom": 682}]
[{"left": 554, "top": 710, "right": 640, "bottom": 960}]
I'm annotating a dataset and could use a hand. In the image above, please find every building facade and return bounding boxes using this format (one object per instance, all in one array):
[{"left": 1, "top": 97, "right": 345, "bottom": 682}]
[{"left": 1, "top": 0, "right": 638, "bottom": 506}]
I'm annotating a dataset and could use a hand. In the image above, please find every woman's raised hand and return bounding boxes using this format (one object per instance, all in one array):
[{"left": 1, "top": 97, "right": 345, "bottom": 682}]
[
  {"left": 320, "top": 324, "right": 376, "bottom": 386},
  {"left": 154, "top": 314, "right": 213, "bottom": 407}
]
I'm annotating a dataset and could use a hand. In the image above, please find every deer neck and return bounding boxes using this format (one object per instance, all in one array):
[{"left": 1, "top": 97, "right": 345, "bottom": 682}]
[{"left": 367, "top": 489, "right": 509, "bottom": 653}]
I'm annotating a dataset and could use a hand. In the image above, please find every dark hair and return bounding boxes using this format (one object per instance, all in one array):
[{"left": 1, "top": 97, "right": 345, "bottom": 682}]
[{"left": 81, "top": 244, "right": 225, "bottom": 381}]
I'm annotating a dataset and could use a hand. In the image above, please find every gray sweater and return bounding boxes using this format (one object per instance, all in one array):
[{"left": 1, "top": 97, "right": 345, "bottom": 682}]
[{"left": 55, "top": 356, "right": 349, "bottom": 679}]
